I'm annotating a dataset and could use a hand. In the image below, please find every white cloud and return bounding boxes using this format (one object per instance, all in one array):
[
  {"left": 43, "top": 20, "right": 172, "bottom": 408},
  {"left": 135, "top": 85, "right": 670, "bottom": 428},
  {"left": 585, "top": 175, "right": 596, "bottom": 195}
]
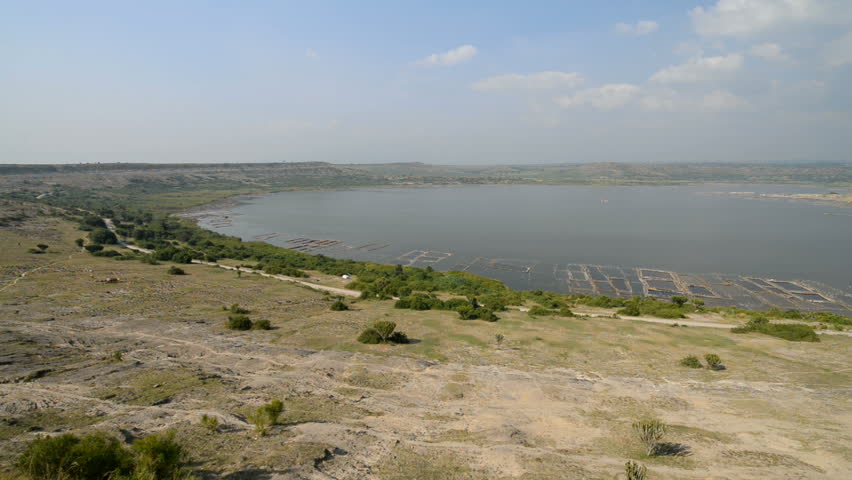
[
  {"left": 556, "top": 84, "right": 641, "bottom": 110},
  {"left": 690, "top": 0, "right": 852, "bottom": 36},
  {"left": 615, "top": 20, "right": 659, "bottom": 35},
  {"left": 471, "top": 72, "right": 584, "bottom": 91},
  {"left": 748, "top": 43, "right": 788, "bottom": 60},
  {"left": 650, "top": 54, "right": 744, "bottom": 83},
  {"left": 824, "top": 32, "right": 852, "bottom": 66},
  {"left": 640, "top": 89, "right": 747, "bottom": 112},
  {"left": 305, "top": 49, "right": 319, "bottom": 59},
  {"left": 414, "top": 45, "right": 478, "bottom": 67}
]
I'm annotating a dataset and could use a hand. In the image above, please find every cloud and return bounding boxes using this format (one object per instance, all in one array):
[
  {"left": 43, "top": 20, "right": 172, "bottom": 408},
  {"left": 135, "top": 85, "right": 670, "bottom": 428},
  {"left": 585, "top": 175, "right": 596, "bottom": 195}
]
[
  {"left": 414, "top": 45, "right": 477, "bottom": 67},
  {"left": 615, "top": 20, "right": 659, "bottom": 35},
  {"left": 824, "top": 32, "right": 852, "bottom": 66},
  {"left": 472, "top": 72, "right": 584, "bottom": 91},
  {"left": 641, "top": 89, "right": 747, "bottom": 112},
  {"left": 748, "top": 43, "right": 788, "bottom": 60},
  {"left": 690, "top": 0, "right": 852, "bottom": 36},
  {"left": 556, "top": 84, "right": 641, "bottom": 110},
  {"left": 305, "top": 49, "right": 319, "bottom": 59},
  {"left": 650, "top": 54, "right": 744, "bottom": 83}
]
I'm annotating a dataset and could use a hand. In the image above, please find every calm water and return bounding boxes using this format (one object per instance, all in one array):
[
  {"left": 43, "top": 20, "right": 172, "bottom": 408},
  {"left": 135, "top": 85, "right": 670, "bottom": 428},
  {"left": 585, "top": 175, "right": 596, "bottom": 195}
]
[{"left": 200, "top": 185, "right": 852, "bottom": 293}]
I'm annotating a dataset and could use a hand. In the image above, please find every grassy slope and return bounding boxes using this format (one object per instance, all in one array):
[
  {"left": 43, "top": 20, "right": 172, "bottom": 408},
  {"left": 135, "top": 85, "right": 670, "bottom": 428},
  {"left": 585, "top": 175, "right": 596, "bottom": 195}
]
[{"left": 1, "top": 215, "right": 850, "bottom": 479}]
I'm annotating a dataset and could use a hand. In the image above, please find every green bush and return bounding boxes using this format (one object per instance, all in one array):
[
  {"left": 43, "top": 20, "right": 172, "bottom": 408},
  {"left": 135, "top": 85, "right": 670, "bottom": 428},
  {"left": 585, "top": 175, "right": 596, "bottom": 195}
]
[
  {"left": 89, "top": 228, "right": 118, "bottom": 245},
  {"left": 618, "top": 297, "right": 686, "bottom": 319},
  {"left": 357, "top": 328, "right": 383, "bottom": 344},
  {"left": 84, "top": 244, "right": 104, "bottom": 252},
  {"left": 16, "top": 431, "right": 187, "bottom": 480},
  {"left": 330, "top": 299, "right": 349, "bottom": 311},
  {"left": 671, "top": 295, "right": 688, "bottom": 307},
  {"left": 528, "top": 306, "right": 557, "bottom": 317},
  {"left": 226, "top": 314, "right": 252, "bottom": 330},
  {"left": 679, "top": 355, "right": 702, "bottom": 368},
  {"left": 732, "top": 319, "right": 820, "bottom": 342},
  {"left": 226, "top": 303, "right": 250, "bottom": 314},
  {"left": 200, "top": 414, "right": 219, "bottom": 433},
  {"left": 358, "top": 321, "right": 408, "bottom": 344},
  {"left": 251, "top": 319, "right": 272, "bottom": 330},
  {"left": 247, "top": 400, "right": 283, "bottom": 436},
  {"left": 75, "top": 238, "right": 85, "bottom": 247},
  {"left": 130, "top": 431, "right": 187, "bottom": 479},
  {"left": 17, "top": 432, "right": 133, "bottom": 480},
  {"left": 167, "top": 266, "right": 186, "bottom": 275},
  {"left": 704, "top": 353, "right": 722, "bottom": 369}
]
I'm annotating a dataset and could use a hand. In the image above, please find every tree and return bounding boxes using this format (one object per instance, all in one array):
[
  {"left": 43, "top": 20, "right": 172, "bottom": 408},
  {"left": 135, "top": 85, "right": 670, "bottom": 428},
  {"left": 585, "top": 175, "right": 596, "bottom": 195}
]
[
  {"left": 372, "top": 321, "right": 397, "bottom": 342},
  {"left": 671, "top": 296, "right": 688, "bottom": 307},
  {"left": 89, "top": 228, "right": 118, "bottom": 245},
  {"left": 692, "top": 297, "right": 705, "bottom": 307},
  {"left": 74, "top": 238, "right": 84, "bottom": 248}
]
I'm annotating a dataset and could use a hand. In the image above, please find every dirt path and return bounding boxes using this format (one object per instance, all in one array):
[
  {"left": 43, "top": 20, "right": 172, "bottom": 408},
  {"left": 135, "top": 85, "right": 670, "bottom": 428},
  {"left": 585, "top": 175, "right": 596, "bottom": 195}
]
[{"left": 191, "top": 260, "right": 361, "bottom": 298}]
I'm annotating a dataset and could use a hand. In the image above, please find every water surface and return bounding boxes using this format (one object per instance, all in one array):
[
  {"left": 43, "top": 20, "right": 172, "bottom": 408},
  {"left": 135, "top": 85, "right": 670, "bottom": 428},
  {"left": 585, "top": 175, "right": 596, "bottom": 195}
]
[{"left": 199, "top": 184, "right": 852, "bottom": 297}]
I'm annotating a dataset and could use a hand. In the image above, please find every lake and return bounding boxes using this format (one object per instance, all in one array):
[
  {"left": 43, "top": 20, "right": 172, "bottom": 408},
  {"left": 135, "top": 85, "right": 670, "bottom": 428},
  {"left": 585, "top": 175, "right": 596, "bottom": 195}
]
[{"left": 196, "top": 184, "right": 852, "bottom": 312}]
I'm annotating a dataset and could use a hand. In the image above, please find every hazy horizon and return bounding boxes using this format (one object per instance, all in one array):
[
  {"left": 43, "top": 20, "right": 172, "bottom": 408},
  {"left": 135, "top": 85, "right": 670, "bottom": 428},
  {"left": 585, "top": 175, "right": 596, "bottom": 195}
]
[{"left": 3, "top": 1, "right": 852, "bottom": 165}]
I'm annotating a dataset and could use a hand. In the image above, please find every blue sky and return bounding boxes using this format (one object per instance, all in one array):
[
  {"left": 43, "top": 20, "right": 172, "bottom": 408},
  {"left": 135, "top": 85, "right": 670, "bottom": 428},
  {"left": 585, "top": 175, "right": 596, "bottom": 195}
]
[{"left": 2, "top": 0, "right": 851, "bottom": 164}]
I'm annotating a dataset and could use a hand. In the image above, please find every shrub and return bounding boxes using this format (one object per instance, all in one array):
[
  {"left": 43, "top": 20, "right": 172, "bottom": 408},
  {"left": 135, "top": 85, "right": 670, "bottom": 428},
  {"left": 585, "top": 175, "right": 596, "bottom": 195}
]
[
  {"left": 167, "top": 266, "right": 186, "bottom": 275},
  {"left": 372, "top": 321, "right": 397, "bottom": 342},
  {"left": 227, "top": 303, "right": 250, "bottom": 314},
  {"left": 679, "top": 355, "right": 702, "bottom": 368},
  {"left": 625, "top": 460, "right": 647, "bottom": 480},
  {"left": 691, "top": 297, "right": 705, "bottom": 307},
  {"left": 131, "top": 430, "right": 187, "bottom": 479},
  {"left": 200, "top": 414, "right": 219, "bottom": 433},
  {"left": 477, "top": 308, "right": 498, "bottom": 322},
  {"left": 36, "top": 244, "right": 49, "bottom": 251},
  {"left": 89, "top": 228, "right": 118, "bottom": 245},
  {"left": 251, "top": 319, "right": 272, "bottom": 330},
  {"left": 456, "top": 305, "right": 477, "bottom": 320},
  {"left": 226, "top": 314, "right": 252, "bottom": 330},
  {"left": 358, "top": 321, "right": 408, "bottom": 344},
  {"left": 247, "top": 400, "right": 283, "bottom": 436},
  {"left": 84, "top": 244, "right": 104, "bottom": 253},
  {"left": 632, "top": 418, "right": 667, "bottom": 456},
  {"left": 140, "top": 255, "right": 159, "bottom": 265},
  {"left": 75, "top": 238, "right": 85, "bottom": 247},
  {"left": 731, "top": 319, "right": 820, "bottom": 342},
  {"left": 27, "top": 248, "right": 45, "bottom": 254},
  {"left": 17, "top": 432, "right": 133, "bottom": 480},
  {"left": 330, "top": 299, "right": 349, "bottom": 311},
  {"left": 704, "top": 353, "right": 722, "bottom": 369},
  {"left": 495, "top": 334, "right": 505, "bottom": 346},
  {"left": 528, "top": 306, "right": 557, "bottom": 317},
  {"left": 671, "top": 295, "right": 688, "bottom": 307},
  {"left": 357, "top": 328, "right": 382, "bottom": 344},
  {"left": 559, "top": 306, "right": 575, "bottom": 317}
]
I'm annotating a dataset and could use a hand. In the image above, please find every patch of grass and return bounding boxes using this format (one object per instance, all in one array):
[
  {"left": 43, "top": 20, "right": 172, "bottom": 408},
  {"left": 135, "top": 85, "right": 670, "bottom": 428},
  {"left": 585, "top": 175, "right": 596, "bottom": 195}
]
[
  {"left": 732, "top": 319, "right": 820, "bottom": 342},
  {"left": 93, "top": 368, "right": 220, "bottom": 406},
  {"left": 376, "top": 446, "right": 478, "bottom": 480}
]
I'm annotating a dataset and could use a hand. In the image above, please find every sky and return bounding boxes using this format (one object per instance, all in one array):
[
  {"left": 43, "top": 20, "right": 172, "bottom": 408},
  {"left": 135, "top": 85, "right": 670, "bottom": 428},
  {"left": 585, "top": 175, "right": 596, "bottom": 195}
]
[{"left": 2, "top": 0, "right": 852, "bottom": 165}]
